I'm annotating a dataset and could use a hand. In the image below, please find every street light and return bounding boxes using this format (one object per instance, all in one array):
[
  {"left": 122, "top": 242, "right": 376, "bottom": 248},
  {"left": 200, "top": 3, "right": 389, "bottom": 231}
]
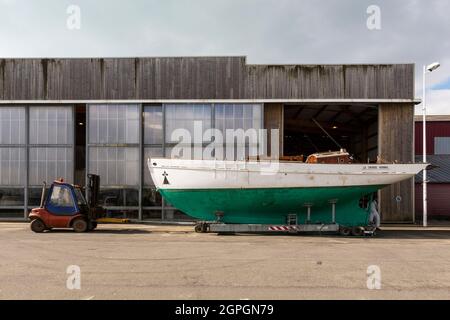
[
  {"left": 422, "top": 61, "right": 440, "bottom": 227},
  {"left": 426, "top": 62, "right": 440, "bottom": 72}
]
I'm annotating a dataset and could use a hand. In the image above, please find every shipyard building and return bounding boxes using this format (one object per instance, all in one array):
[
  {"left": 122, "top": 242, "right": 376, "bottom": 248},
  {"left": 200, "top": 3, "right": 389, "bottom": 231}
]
[{"left": 0, "top": 57, "right": 417, "bottom": 222}]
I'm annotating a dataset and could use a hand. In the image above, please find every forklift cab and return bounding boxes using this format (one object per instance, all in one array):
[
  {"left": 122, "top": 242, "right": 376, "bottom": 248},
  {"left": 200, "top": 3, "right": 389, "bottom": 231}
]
[
  {"left": 46, "top": 181, "right": 88, "bottom": 216},
  {"left": 29, "top": 174, "right": 105, "bottom": 233}
]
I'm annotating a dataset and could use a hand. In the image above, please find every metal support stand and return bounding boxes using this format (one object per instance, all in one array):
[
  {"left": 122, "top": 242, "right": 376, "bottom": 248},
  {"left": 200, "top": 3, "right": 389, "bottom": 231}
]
[
  {"left": 303, "top": 203, "right": 313, "bottom": 223},
  {"left": 286, "top": 214, "right": 298, "bottom": 233},
  {"left": 287, "top": 214, "right": 297, "bottom": 225},
  {"left": 329, "top": 199, "right": 337, "bottom": 224}
]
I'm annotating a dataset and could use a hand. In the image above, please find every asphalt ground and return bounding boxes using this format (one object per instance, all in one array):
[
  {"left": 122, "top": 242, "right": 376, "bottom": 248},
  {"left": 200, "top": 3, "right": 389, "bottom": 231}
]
[{"left": 1, "top": 222, "right": 450, "bottom": 299}]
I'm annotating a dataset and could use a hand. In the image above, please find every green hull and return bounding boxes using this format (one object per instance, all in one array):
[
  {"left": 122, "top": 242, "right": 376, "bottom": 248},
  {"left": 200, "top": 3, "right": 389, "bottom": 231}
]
[{"left": 160, "top": 185, "right": 384, "bottom": 227}]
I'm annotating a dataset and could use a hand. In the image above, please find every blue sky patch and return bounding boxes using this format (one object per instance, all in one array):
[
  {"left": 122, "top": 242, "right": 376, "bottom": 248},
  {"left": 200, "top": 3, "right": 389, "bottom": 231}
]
[{"left": 431, "top": 77, "right": 450, "bottom": 90}]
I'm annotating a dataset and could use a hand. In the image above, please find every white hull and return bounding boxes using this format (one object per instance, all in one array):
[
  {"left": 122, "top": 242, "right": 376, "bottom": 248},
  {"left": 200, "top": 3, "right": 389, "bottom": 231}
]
[{"left": 148, "top": 158, "right": 427, "bottom": 190}]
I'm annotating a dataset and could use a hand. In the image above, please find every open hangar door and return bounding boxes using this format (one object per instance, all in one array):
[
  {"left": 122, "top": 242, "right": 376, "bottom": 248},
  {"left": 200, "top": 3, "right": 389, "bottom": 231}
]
[
  {"left": 282, "top": 104, "right": 378, "bottom": 163},
  {"left": 265, "top": 102, "right": 415, "bottom": 223}
]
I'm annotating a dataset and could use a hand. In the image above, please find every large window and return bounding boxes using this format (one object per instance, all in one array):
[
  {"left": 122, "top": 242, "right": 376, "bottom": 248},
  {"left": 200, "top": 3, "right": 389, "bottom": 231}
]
[
  {"left": 215, "top": 104, "right": 262, "bottom": 132},
  {"left": 0, "top": 148, "right": 26, "bottom": 210},
  {"left": 0, "top": 107, "right": 26, "bottom": 144},
  {"left": 0, "top": 148, "right": 26, "bottom": 187},
  {"left": 29, "top": 107, "right": 73, "bottom": 145},
  {"left": 165, "top": 104, "right": 212, "bottom": 144},
  {"left": 29, "top": 147, "right": 73, "bottom": 186},
  {"left": 0, "top": 105, "right": 74, "bottom": 218},
  {"left": 28, "top": 106, "right": 74, "bottom": 209},
  {"left": 87, "top": 104, "right": 139, "bottom": 217},
  {"left": 89, "top": 104, "right": 139, "bottom": 144},
  {"left": 165, "top": 104, "right": 212, "bottom": 160},
  {"left": 29, "top": 107, "right": 74, "bottom": 186},
  {"left": 0, "top": 103, "right": 263, "bottom": 221},
  {"left": 0, "top": 107, "right": 26, "bottom": 216},
  {"left": 215, "top": 104, "right": 262, "bottom": 160},
  {"left": 143, "top": 106, "right": 163, "bottom": 218},
  {"left": 0, "top": 107, "right": 26, "bottom": 189},
  {"left": 144, "top": 106, "right": 163, "bottom": 145},
  {"left": 89, "top": 147, "right": 139, "bottom": 185}
]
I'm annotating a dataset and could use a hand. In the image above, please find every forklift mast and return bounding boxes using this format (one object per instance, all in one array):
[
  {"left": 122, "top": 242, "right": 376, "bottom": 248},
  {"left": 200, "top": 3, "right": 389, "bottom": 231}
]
[{"left": 87, "top": 174, "right": 100, "bottom": 208}]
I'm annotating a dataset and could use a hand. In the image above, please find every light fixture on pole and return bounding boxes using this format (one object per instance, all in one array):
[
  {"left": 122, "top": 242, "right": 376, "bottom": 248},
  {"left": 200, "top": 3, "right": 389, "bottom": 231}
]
[{"left": 422, "top": 61, "right": 440, "bottom": 227}]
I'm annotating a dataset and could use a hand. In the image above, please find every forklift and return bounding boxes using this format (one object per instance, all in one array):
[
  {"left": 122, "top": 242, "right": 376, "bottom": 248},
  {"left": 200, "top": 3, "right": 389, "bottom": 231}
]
[{"left": 29, "top": 174, "right": 106, "bottom": 233}]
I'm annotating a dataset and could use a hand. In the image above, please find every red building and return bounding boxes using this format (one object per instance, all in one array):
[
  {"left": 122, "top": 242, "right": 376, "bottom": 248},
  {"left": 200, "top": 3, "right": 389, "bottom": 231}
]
[{"left": 415, "top": 115, "right": 450, "bottom": 220}]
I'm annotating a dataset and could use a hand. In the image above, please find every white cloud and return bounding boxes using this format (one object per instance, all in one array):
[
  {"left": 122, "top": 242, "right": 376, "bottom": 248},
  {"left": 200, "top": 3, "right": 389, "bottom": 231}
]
[{"left": 420, "top": 89, "right": 450, "bottom": 115}]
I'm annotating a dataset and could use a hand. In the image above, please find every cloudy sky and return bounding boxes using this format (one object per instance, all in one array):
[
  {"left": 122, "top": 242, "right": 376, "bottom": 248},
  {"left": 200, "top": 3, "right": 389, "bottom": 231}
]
[{"left": 1, "top": 0, "right": 449, "bottom": 114}]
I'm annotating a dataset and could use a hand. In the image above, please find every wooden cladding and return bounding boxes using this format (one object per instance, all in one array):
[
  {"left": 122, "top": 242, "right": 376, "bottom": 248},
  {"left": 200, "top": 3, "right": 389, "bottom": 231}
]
[
  {"left": 0, "top": 57, "right": 414, "bottom": 101},
  {"left": 378, "top": 103, "right": 415, "bottom": 222},
  {"left": 264, "top": 103, "right": 284, "bottom": 157}
]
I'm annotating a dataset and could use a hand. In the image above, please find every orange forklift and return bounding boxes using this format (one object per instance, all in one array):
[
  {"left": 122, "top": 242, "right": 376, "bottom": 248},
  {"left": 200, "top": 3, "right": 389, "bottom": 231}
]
[{"left": 29, "top": 174, "right": 106, "bottom": 233}]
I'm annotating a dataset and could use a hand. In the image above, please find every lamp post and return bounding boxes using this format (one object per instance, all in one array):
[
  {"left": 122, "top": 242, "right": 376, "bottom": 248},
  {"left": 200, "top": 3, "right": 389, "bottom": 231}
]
[{"left": 422, "top": 62, "right": 440, "bottom": 227}]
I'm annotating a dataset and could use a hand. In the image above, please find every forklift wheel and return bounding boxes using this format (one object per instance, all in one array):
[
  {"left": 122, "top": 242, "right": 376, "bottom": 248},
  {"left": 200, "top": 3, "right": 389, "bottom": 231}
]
[
  {"left": 72, "top": 218, "right": 88, "bottom": 233},
  {"left": 30, "top": 219, "right": 46, "bottom": 233}
]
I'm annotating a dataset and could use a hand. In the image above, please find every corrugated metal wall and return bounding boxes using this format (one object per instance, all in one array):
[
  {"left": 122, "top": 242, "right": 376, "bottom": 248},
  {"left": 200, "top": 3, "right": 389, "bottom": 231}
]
[
  {"left": 415, "top": 184, "right": 450, "bottom": 217},
  {"left": 415, "top": 121, "right": 450, "bottom": 219}
]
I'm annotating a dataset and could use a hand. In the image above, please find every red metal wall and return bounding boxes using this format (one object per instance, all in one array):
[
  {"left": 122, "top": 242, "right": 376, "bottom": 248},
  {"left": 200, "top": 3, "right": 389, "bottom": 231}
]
[
  {"left": 415, "top": 121, "right": 450, "bottom": 155},
  {"left": 415, "top": 184, "right": 450, "bottom": 218},
  {"left": 415, "top": 121, "right": 450, "bottom": 220}
]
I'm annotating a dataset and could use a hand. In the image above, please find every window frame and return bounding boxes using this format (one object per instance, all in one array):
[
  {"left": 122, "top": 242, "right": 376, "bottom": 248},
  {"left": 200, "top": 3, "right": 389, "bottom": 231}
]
[{"left": 434, "top": 137, "right": 450, "bottom": 155}]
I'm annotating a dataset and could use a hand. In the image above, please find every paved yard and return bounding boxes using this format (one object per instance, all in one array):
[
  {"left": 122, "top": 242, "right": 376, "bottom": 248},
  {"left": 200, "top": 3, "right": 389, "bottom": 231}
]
[{"left": 1, "top": 222, "right": 450, "bottom": 300}]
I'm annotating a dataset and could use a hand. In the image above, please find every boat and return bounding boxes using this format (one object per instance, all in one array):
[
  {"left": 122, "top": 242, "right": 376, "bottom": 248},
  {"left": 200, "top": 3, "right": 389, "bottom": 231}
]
[{"left": 148, "top": 153, "right": 427, "bottom": 227}]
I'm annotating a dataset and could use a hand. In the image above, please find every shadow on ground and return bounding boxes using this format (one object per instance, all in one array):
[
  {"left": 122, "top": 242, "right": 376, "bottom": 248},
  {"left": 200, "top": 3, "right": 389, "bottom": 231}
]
[
  {"left": 44, "top": 228, "right": 153, "bottom": 234},
  {"left": 212, "top": 229, "right": 450, "bottom": 239},
  {"left": 376, "top": 229, "right": 450, "bottom": 239}
]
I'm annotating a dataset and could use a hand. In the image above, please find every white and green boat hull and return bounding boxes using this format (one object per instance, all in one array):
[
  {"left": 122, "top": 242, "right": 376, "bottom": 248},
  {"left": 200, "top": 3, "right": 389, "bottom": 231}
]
[{"left": 149, "top": 159, "right": 427, "bottom": 226}]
